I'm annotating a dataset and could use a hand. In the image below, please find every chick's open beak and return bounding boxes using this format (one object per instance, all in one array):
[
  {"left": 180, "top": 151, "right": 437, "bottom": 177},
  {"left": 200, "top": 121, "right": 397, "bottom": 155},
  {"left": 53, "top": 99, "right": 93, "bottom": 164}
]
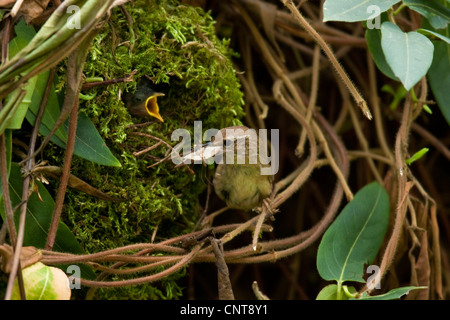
[{"left": 145, "top": 92, "right": 165, "bottom": 122}]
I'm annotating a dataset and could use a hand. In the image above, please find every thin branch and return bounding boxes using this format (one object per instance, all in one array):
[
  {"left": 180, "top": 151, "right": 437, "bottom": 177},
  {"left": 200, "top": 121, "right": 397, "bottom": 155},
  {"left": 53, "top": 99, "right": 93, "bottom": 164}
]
[
  {"left": 336, "top": 74, "right": 383, "bottom": 184},
  {"left": 211, "top": 238, "right": 235, "bottom": 300},
  {"left": 372, "top": 95, "right": 414, "bottom": 294},
  {"left": 0, "top": 127, "right": 16, "bottom": 247},
  {"left": 45, "top": 54, "right": 81, "bottom": 250},
  {"left": 281, "top": 0, "right": 372, "bottom": 120},
  {"left": 296, "top": 44, "right": 320, "bottom": 156},
  {"left": 79, "top": 244, "right": 203, "bottom": 288},
  {"left": 367, "top": 51, "right": 394, "bottom": 163},
  {"left": 80, "top": 70, "right": 136, "bottom": 90}
]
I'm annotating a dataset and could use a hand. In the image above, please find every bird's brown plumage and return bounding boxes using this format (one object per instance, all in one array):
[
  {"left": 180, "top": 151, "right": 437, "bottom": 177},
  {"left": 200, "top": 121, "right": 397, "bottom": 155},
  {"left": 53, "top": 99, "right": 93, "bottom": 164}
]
[{"left": 211, "top": 126, "right": 274, "bottom": 211}]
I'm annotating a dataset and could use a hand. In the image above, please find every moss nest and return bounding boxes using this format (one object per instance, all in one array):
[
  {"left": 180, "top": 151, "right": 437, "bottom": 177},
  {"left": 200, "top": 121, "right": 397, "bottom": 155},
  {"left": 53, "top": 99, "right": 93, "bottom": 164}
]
[{"left": 56, "top": 0, "right": 244, "bottom": 299}]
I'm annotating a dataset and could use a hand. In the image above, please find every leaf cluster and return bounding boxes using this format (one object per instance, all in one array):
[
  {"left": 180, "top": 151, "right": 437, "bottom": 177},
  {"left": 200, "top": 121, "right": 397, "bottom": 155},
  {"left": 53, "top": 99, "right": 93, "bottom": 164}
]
[{"left": 324, "top": 0, "right": 450, "bottom": 124}]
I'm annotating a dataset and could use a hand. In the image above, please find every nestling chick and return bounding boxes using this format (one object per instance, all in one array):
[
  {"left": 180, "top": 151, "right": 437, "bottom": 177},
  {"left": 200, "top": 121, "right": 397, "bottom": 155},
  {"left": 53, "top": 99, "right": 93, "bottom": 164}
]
[{"left": 123, "top": 78, "right": 165, "bottom": 122}]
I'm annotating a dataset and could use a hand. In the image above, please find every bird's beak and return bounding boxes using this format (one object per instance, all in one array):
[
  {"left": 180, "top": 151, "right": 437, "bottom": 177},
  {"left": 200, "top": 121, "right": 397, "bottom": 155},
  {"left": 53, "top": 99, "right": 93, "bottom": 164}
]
[{"left": 145, "top": 93, "right": 165, "bottom": 122}]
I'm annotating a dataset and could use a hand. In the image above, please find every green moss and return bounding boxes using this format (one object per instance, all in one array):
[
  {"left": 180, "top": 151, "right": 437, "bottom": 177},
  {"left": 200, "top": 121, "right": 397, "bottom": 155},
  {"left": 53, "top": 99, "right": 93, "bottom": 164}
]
[{"left": 56, "top": 0, "right": 244, "bottom": 299}]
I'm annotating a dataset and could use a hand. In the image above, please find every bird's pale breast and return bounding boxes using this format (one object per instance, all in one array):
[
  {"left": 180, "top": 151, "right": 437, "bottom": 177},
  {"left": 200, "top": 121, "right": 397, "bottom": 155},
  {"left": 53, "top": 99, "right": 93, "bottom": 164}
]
[{"left": 213, "top": 163, "right": 273, "bottom": 211}]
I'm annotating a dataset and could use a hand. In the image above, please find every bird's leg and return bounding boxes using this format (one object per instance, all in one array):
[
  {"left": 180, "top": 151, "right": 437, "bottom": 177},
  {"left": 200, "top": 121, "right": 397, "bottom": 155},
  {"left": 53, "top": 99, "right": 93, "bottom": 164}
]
[
  {"left": 252, "top": 198, "right": 277, "bottom": 218},
  {"left": 263, "top": 198, "right": 278, "bottom": 220}
]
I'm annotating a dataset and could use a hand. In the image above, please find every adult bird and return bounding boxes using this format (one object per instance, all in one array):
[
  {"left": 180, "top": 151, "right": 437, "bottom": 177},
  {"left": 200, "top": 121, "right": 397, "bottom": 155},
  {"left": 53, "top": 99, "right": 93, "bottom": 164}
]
[{"left": 183, "top": 126, "right": 274, "bottom": 211}]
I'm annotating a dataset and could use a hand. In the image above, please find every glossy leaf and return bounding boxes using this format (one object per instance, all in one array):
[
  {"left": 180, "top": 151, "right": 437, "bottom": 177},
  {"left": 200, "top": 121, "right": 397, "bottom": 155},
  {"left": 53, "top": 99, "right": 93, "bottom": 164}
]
[
  {"left": 418, "top": 28, "right": 450, "bottom": 44},
  {"left": 5, "top": 129, "right": 12, "bottom": 175},
  {"left": 316, "top": 284, "right": 356, "bottom": 300},
  {"left": 11, "top": 262, "right": 71, "bottom": 300},
  {"left": 357, "top": 286, "right": 426, "bottom": 300},
  {"left": 65, "top": 112, "right": 121, "bottom": 167},
  {"left": 0, "top": 163, "right": 96, "bottom": 280},
  {"left": 0, "top": 88, "right": 26, "bottom": 136},
  {"left": 317, "top": 182, "right": 390, "bottom": 283},
  {"left": 428, "top": 41, "right": 450, "bottom": 125},
  {"left": 403, "top": 0, "right": 450, "bottom": 30},
  {"left": 323, "top": 0, "right": 400, "bottom": 22},
  {"left": 381, "top": 22, "right": 434, "bottom": 90},
  {"left": 6, "top": 19, "right": 38, "bottom": 130},
  {"left": 0, "top": 130, "right": 12, "bottom": 184},
  {"left": 24, "top": 71, "right": 68, "bottom": 145},
  {"left": 25, "top": 91, "right": 121, "bottom": 167},
  {"left": 316, "top": 284, "right": 340, "bottom": 300},
  {"left": 365, "top": 13, "right": 397, "bottom": 80},
  {"left": 0, "top": 163, "right": 82, "bottom": 253}
]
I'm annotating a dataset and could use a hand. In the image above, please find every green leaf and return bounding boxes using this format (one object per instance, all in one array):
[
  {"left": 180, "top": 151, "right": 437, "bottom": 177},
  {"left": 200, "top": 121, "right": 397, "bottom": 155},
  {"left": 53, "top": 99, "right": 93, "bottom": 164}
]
[
  {"left": 365, "top": 13, "right": 398, "bottom": 80},
  {"left": 403, "top": 0, "right": 450, "bottom": 30},
  {"left": 316, "top": 182, "right": 390, "bottom": 284},
  {"left": 381, "top": 22, "right": 434, "bottom": 90},
  {"left": 406, "top": 147, "right": 429, "bottom": 165},
  {"left": 5, "top": 19, "right": 37, "bottom": 130},
  {"left": 0, "top": 163, "right": 96, "bottom": 280},
  {"left": 5, "top": 129, "right": 12, "bottom": 176},
  {"left": 67, "top": 112, "right": 121, "bottom": 167},
  {"left": 316, "top": 284, "right": 340, "bottom": 300},
  {"left": 25, "top": 71, "right": 68, "bottom": 145},
  {"left": 0, "top": 130, "right": 12, "bottom": 190},
  {"left": 418, "top": 28, "right": 450, "bottom": 44},
  {"left": 323, "top": 0, "right": 400, "bottom": 22},
  {"left": 381, "top": 84, "right": 408, "bottom": 110},
  {"left": 316, "top": 284, "right": 357, "bottom": 300},
  {"left": 0, "top": 163, "right": 81, "bottom": 253},
  {"left": 26, "top": 89, "right": 121, "bottom": 167},
  {"left": 0, "top": 88, "right": 26, "bottom": 136},
  {"left": 356, "top": 286, "right": 426, "bottom": 300},
  {"left": 428, "top": 40, "right": 450, "bottom": 125},
  {"left": 421, "top": 18, "right": 450, "bottom": 125}
]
